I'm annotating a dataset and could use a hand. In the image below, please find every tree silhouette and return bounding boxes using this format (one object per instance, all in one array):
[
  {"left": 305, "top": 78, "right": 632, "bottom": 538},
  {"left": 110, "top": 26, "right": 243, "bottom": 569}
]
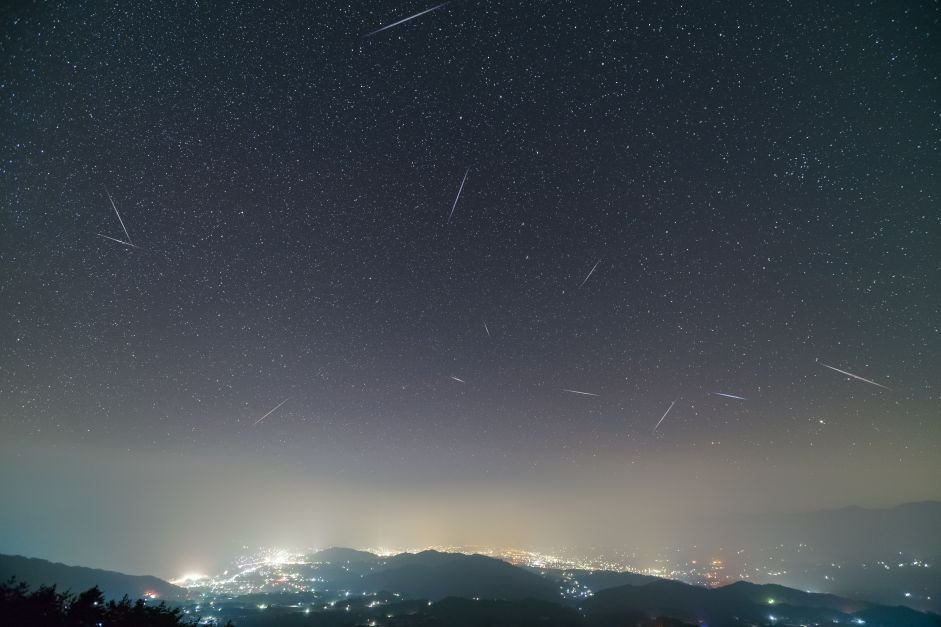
[{"left": 0, "top": 577, "right": 232, "bottom": 626}]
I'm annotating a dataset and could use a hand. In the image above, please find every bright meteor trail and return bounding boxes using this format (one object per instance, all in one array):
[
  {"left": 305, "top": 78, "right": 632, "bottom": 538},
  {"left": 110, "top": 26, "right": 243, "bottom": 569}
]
[
  {"left": 96, "top": 233, "right": 138, "bottom": 248},
  {"left": 252, "top": 398, "right": 290, "bottom": 426},
  {"left": 105, "top": 188, "right": 133, "bottom": 245},
  {"left": 819, "top": 362, "right": 890, "bottom": 390},
  {"left": 562, "top": 389, "right": 599, "bottom": 397},
  {"left": 365, "top": 2, "right": 449, "bottom": 37},
  {"left": 448, "top": 167, "right": 470, "bottom": 223},
  {"left": 579, "top": 258, "right": 602, "bottom": 287},
  {"left": 653, "top": 400, "right": 677, "bottom": 432},
  {"left": 713, "top": 392, "right": 748, "bottom": 400}
]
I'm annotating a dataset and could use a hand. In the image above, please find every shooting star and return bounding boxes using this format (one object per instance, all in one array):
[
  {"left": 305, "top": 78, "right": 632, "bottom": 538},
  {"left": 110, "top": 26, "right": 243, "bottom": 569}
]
[
  {"left": 819, "top": 362, "right": 890, "bottom": 390},
  {"left": 447, "top": 167, "right": 470, "bottom": 223},
  {"left": 713, "top": 392, "right": 748, "bottom": 401},
  {"left": 579, "top": 258, "right": 602, "bottom": 287},
  {"left": 450, "top": 376, "right": 466, "bottom": 384},
  {"left": 96, "top": 233, "right": 138, "bottom": 248},
  {"left": 562, "top": 388, "right": 599, "bottom": 397},
  {"left": 483, "top": 322, "right": 491, "bottom": 337},
  {"left": 252, "top": 398, "right": 290, "bottom": 426},
  {"left": 653, "top": 400, "right": 677, "bottom": 432},
  {"left": 105, "top": 187, "right": 133, "bottom": 245},
  {"left": 365, "top": 2, "right": 449, "bottom": 37}
]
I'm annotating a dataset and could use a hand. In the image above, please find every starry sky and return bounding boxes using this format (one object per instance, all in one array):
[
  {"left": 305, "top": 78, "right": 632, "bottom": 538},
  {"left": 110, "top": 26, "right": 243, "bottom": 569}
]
[{"left": 1, "top": 0, "right": 939, "bottom": 577}]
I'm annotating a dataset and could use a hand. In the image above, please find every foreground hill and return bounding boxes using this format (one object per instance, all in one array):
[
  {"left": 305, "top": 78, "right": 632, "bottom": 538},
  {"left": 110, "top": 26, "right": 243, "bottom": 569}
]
[
  {"left": 586, "top": 578, "right": 941, "bottom": 627},
  {"left": 361, "top": 550, "right": 561, "bottom": 601},
  {"left": 0, "top": 554, "right": 186, "bottom": 601},
  {"left": 533, "top": 566, "right": 662, "bottom": 591},
  {"left": 224, "top": 596, "right": 696, "bottom": 627},
  {"left": 411, "top": 597, "right": 696, "bottom": 627}
]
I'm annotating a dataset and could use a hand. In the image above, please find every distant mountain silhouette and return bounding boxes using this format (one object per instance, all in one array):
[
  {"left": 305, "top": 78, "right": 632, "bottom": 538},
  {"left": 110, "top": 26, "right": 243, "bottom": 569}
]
[
  {"left": 308, "top": 546, "right": 379, "bottom": 565},
  {"left": 732, "top": 500, "right": 941, "bottom": 561},
  {"left": 360, "top": 550, "right": 560, "bottom": 601},
  {"left": 585, "top": 578, "right": 941, "bottom": 627},
  {"left": 0, "top": 554, "right": 185, "bottom": 601},
  {"left": 380, "top": 549, "right": 464, "bottom": 569},
  {"left": 294, "top": 546, "right": 939, "bottom": 625},
  {"left": 713, "top": 580, "right": 867, "bottom": 610}
]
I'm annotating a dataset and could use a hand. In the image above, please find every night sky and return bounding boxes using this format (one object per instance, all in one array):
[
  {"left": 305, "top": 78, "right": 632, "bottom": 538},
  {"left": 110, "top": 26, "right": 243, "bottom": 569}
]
[{"left": 1, "top": 1, "right": 939, "bottom": 577}]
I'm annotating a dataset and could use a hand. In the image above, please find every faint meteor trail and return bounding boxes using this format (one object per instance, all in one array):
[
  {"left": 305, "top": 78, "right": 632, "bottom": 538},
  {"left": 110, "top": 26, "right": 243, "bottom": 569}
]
[
  {"left": 562, "top": 388, "right": 599, "bottom": 397},
  {"left": 96, "top": 233, "right": 138, "bottom": 248},
  {"left": 447, "top": 167, "right": 470, "bottom": 223},
  {"left": 483, "top": 322, "right": 491, "bottom": 337},
  {"left": 450, "top": 376, "right": 466, "bottom": 383},
  {"left": 653, "top": 400, "right": 676, "bottom": 432},
  {"left": 365, "top": 2, "right": 449, "bottom": 37},
  {"left": 819, "top": 362, "right": 890, "bottom": 390},
  {"left": 252, "top": 398, "right": 290, "bottom": 426},
  {"left": 579, "top": 258, "right": 602, "bottom": 287},
  {"left": 105, "top": 188, "right": 133, "bottom": 245},
  {"left": 713, "top": 392, "right": 748, "bottom": 401}
]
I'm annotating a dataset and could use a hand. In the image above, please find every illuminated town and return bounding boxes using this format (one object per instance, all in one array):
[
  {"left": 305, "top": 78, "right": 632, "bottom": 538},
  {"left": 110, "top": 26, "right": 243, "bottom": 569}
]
[{"left": 166, "top": 544, "right": 934, "bottom": 625}]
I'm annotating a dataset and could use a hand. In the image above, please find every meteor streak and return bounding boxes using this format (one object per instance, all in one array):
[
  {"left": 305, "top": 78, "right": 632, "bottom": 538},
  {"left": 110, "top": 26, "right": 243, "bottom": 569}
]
[
  {"left": 105, "top": 188, "right": 133, "bottom": 245},
  {"left": 447, "top": 167, "right": 470, "bottom": 223},
  {"left": 713, "top": 392, "right": 748, "bottom": 401},
  {"left": 653, "top": 400, "right": 676, "bottom": 432},
  {"left": 579, "top": 258, "right": 602, "bottom": 287},
  {"left": 483, "top": 322, "right": 491, "bottom": 337},
  {"left": 450, "top": 376, "right": 466, "bottom": 383},
  {"left": 96, "top": 233, "right": 138, "bottom": 248},
  {"left": 819, "top": 362, "right": 890, "bottom": 390},
  {"left": 365, "top": 3, "right": 449, "bottom": 37},
  {"left": 562, "top": 388, "right": 599, "bottom": 397},
  {"left": 252, "top": 398, "right": 290, "bottom": 426}
]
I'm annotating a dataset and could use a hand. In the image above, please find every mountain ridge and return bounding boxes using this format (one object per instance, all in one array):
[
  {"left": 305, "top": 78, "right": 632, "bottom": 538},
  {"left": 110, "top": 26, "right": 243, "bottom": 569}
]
[{"left": 0, "top": 553, "right": 186, "bottom": 601}]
